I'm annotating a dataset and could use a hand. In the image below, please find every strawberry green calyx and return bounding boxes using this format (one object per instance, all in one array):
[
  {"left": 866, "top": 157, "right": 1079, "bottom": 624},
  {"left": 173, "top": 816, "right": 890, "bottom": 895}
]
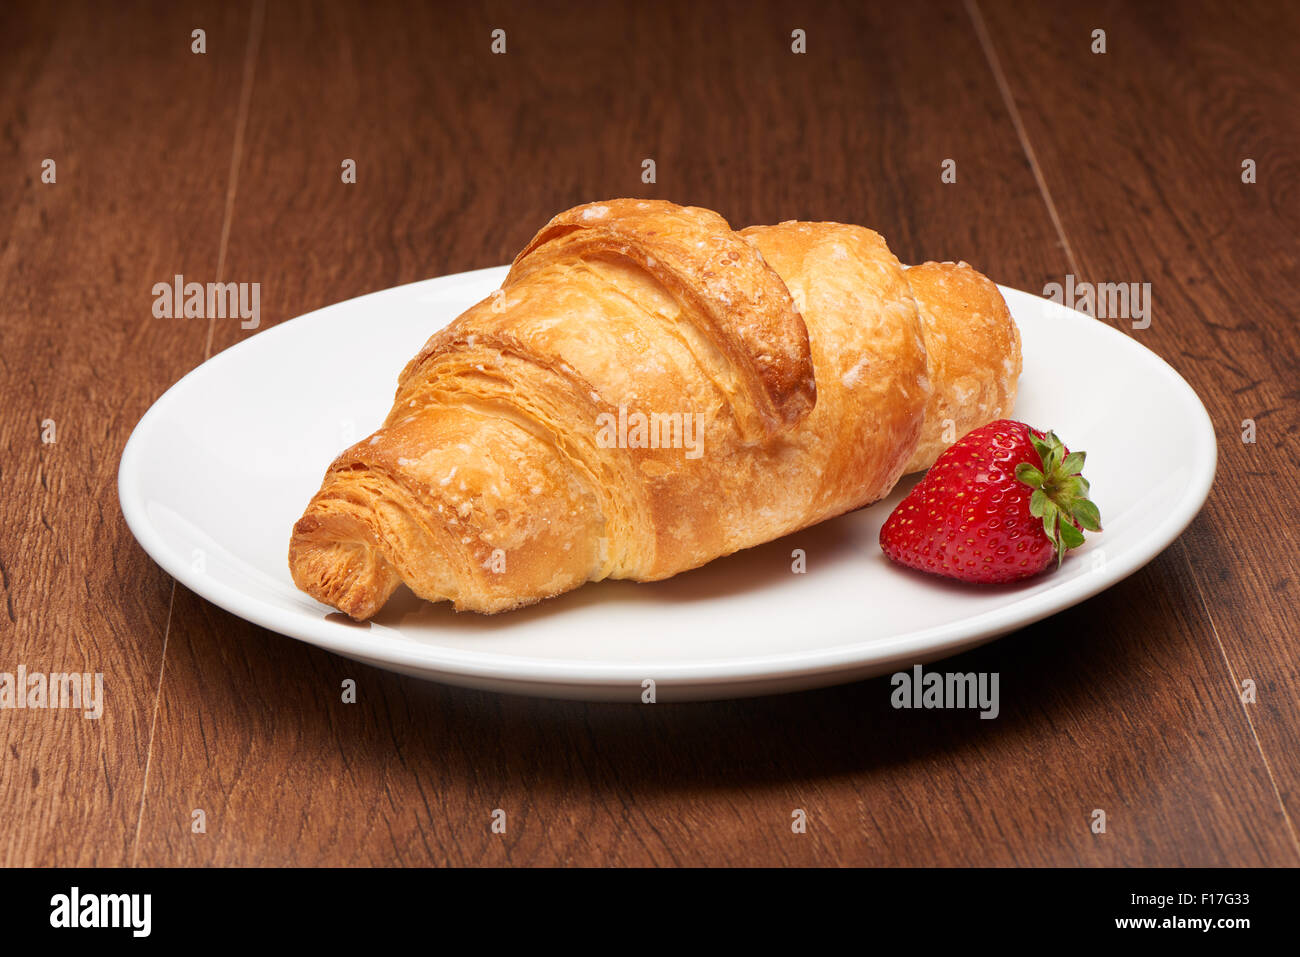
[{"left": 1013, "top": 430, "right": 1102, "bottom": 566}]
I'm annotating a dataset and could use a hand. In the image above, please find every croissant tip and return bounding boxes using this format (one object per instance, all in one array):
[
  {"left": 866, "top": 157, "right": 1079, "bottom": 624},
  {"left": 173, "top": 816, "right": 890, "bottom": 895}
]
[{"left": 288, "top": 510, "right": 401, "bottom": 622}]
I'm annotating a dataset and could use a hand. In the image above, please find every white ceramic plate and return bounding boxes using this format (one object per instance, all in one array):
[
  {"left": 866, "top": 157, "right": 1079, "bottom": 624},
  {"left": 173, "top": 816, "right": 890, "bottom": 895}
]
[{"left": 118, "top": 266, "right": 1216, "bottom": 701}]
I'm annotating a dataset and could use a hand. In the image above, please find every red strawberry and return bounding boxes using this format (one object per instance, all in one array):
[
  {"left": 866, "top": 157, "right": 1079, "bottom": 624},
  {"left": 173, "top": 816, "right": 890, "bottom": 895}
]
[{"left": 879, "top": 419, "right": 1101, "bottom": 584}]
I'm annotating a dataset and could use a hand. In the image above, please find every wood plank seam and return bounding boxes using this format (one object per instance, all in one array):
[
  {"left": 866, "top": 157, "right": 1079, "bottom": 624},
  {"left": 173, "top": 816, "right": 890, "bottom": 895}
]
[
  {"left": 129, "top": 0, "right": 266, "bottom": 867},
  {"left": 968, "top": 0, "right": 1299, "bottom": 861},
  {"left": 1181, "top": 540, "right": 1300, "bottom": 860},
  {"left": 129, "top": 581, "right": 173, "bottom": 867},
  {"left": 964, "top": 0, "right": 1081, "bottom": 278},
  {"left": 203, "top": 0, "right": 266, "bottom": 361}
]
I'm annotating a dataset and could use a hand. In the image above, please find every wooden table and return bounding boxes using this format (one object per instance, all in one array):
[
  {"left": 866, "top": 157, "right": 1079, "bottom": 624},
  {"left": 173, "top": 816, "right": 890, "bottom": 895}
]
[{"left": 3, "top": 0, "right": 1297, "bottom": 867}]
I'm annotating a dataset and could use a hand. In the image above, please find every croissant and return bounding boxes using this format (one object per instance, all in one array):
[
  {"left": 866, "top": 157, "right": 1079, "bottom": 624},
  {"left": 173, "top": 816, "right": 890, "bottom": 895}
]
[{"left": 289, "top": 199, "right": 1020, "bottom": 617}]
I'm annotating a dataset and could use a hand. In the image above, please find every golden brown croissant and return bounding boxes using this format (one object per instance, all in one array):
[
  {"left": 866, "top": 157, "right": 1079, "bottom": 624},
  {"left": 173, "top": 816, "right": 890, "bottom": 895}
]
[{"left": 289, "top": 199, "right": 1020, "bottom": 617}]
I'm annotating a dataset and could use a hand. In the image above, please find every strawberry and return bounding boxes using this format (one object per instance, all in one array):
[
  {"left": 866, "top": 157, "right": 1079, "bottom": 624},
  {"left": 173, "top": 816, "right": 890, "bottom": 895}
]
[{"left": 879, "top": 419, "right": 1101, "bottom": 584}]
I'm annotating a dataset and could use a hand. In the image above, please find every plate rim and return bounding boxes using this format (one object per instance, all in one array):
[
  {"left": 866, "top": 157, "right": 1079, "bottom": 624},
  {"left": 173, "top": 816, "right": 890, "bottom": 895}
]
[{"left": 118, "top": 275, "right": 1218, "bottom": 689}]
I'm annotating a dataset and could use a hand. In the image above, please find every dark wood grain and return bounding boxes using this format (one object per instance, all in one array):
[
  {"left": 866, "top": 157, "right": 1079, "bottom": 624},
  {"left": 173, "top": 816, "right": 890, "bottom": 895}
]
[
  {"left": 0, "top": 0, "right": 255, "bottom": 865},
  {"left": 975, "top": 0, "right": 1300, "bottom": 854},
  {"left": 2, "top": 0, "right": 1297, "bottom": 866}
]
